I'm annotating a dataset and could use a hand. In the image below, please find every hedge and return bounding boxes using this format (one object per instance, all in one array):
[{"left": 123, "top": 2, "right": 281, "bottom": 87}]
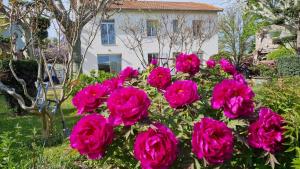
[
  {"left": 266, "top": 47, "right": 296, "bottom": 60},
  {"left": 277, "top": 57, "right": 300, "bottom": 76},
  {"left": 0, "top": 59, "right": 38, "bottom": 114}
]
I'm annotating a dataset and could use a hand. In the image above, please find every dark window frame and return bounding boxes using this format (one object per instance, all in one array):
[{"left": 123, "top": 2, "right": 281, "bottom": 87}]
[
  {"left": 101, "top": 20, "right": 116, "bottom": 45},
  {"left": 97, "top": 54, "right": 122, "bottom": 73},
  {"left": 192, "top": 20, "right": 203, "bottom": 37},
  {"left": 172, "top": 19, "right": 178, "bottom": 33},
  {"left": 147, "top": 53, "right": 159, "bottom": 65},
  {"left": 146, "top": 20, "right": 158, "bottom": 37}
]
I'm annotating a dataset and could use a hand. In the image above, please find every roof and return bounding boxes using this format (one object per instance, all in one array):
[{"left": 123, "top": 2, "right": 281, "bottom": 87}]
[{"left": 110, "top": 1, "right": 223, "bottom": 12}]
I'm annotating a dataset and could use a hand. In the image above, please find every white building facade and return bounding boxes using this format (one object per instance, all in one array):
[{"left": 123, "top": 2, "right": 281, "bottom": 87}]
[{"left": 81, "top": 1, "right": 222, "bottom": 74}]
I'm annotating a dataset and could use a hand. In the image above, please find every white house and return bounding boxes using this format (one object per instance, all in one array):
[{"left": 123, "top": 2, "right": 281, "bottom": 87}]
[{"left": 81, "top": 1, "right": 222, "bottom": 74}]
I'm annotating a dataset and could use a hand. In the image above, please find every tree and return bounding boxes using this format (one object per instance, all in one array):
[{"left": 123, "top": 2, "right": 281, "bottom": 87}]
[
  {"left": 119, "top": 17, "right": 148, "bottom": 68},
  {"left": 219, "top": 6, "right": 266, "bottom": 67},
  {"left": 0, "top": 0, "right": 115, "bottom": 138},
  {"left": 42, "top": 0, "right": 116, "bottom": 72},
  {"left": 0, "top": 1, "right": 51, "bottom": 59},
  {"left": 247, "top": 0, "right": 300, "bottom": 55}
]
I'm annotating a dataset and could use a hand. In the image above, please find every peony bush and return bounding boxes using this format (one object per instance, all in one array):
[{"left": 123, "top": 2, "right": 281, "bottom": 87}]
[{"left": 70, "top": 54, "right": 289, "bottom": 168}]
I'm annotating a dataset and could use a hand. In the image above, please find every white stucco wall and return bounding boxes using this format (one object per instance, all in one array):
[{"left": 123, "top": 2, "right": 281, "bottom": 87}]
[{"left": 81, "top": 10, "right": 219, "bottom": 74}]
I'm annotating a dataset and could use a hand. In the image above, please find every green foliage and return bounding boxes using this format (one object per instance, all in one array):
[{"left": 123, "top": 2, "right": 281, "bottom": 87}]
[
  {"left": 254, "top": 77, "right": 300, "bottom": 167},
  {"left": 0, "top": 14, "right": 9, "bottom": 33},
  {"left": 277, "top": 57, "right": 300, "bottom": 76},
  {"left": 247, "top": 0, "right": 299, "bottom": 50},
  {"left": 219, "top": 9, "right": 268, "bottom": 66},
  {"left": 292, "top": 148, "right": 300, "bottom": 169},
  {"left": 0, "top": 96, "right": 81, "bottom": 168},
  {"left": 0, "top": 59, "right": 38, "bottom": 114},
  {"left": 31, "top": 17, "right": 50, "bottom": 43},
  {"left": 209, "top": 51, "right": 232, "bottom": 62},
  {"left": 0, "top": 36, "right": 9, "bottom": 43},
  {"left": 0, "top": 125, "right": 42, "bottom": 169},
  {"left": 250, "top": 63, "right": 278, "bottom": 77},
  {"left": 266, "top": 47, "right": 296, "bottom": 60},
  {"left": 70, "top": 70, "right": 115, "bottom": 96}
]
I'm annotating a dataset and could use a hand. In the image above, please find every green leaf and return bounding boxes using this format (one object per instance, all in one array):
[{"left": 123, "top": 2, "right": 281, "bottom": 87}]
[
  {"left": 265, "top": 153, "right": 280, "bottom": 169},
  {"left": 194, "top": 158, "right": 202, "bottom": 169}
]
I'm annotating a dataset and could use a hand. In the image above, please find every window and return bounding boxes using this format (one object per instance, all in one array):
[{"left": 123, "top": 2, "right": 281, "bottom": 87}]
[
  {"left": 101, "top": 20, "right": 115, "bottom": 45},
  {"left": 148, "top": 53, "right": 158, "bottom": 65},
  {"left": 97, "top": 55, "right": 121, "bottom": 73},
  {"left": 192, "top": 20, "right": 203, "bottom": 36},
  {"left": 172, "top": 20, "right": 178, "bottom": 33},
  {"left": 146, "top": 20, "right": 158, "bottom": 37}
]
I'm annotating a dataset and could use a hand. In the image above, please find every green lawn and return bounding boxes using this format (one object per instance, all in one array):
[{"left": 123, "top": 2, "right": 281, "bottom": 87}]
[
  {"left": 0, "top": 94, "right": 82, "bottom": 168},
  {"left": 0, "top": 95, "right": 79, "bottom": 137}
]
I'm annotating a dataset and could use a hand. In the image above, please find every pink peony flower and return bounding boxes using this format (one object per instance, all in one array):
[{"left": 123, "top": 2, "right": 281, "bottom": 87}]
[
  {"left": 219, "top": 58, "right": 236, "bottom": 75},
  {"left": 118, "top": 66, "right": 139, "bottom": 83},
  {"left": 70, "top": 114, "right": 114, "bottom": 159},
  {"left": 102, "top": 77, "right": 123, "bottom": 94},
  {"left": 248, "top": 108, "right": 285, "bottom": 153},
  {"left": 72, "top": 84, "right": 109, "bottom": 115},
  {"left": 211, "top": 79, "right": 254, "bottom": 119},
  {"left": 192, "top": 118, "right": 233, "bottom": 165},
  {"left": 107, "top": 87, "right": 151, "bottom": 126},
  {"left": 164, "top": 80, "right": 200, "bottom": 108},
  {"left": 206, "top": 59, "right": 216, "bottom": 68},
  {"left": 233, "top": 73, "right": 247, "bottom": 84},
  {"left": 175, "top": 53, "right": 200, "bottom": 75},
  {"left": 147, "top": 67, "right": 171, "bottom": 90},
  {"left": 134, "top": 123, "right": 178, "bottom": 169}
]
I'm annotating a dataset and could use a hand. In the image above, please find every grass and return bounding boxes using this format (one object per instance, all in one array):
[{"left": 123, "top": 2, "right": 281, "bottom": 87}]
[
  {"left": 0, "top": 94, "right": 82, "bottom": 168},
  {"left": 0, "top": 94, "right": 80, "bottom": 143},
  {"left": 0, "top": 95, "right": 41, "bottom": 137}
]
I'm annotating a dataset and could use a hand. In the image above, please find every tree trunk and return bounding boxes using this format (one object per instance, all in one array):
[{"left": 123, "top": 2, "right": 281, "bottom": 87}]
[
  {"left": 23, "top": 26, "right": 34, "bottom": 59},
  {"left": 297, "top": 28, "right": 300, "bottom": 56},
  {"left": 298, "top": 12, "right": 300, "bottom": 56},
  {"left": 41, "top": 110, "right": 53, "bottom": 139},
  {"left": 71, "top": 30, "right": 82, "bottom": 74}
]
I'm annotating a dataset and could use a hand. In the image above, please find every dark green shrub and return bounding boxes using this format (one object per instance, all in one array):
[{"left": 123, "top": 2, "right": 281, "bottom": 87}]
[
  {"left": 0, "top": 59, "right": 38, "bottom": 114},
  {"left": 0, "top": 36, "right": 10, "bottom": 43},
  {"left": 70, "top": 70, "right": 115, "bottom": 96},
  {"left": 249, "top": 62, "right": 277, "bottom": 77},
  {"left": 257, "top": 63, "right": 277, "bottom": 77},
  {"left": 277, "top": 57, "right": 300, "bottom": 76},
  {"left": 266, "top": 47, "right": 296, "bottom": 60}
]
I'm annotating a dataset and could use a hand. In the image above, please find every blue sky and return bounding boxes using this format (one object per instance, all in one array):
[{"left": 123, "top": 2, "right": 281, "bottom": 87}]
[{"left": 48, "top": 0, "right": 230, "bottom": 38}]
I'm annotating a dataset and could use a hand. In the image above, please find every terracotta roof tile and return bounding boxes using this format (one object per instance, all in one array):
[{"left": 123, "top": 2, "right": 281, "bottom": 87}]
[{"left": 111, "top": 1, "right": 223, "bottom": 12}]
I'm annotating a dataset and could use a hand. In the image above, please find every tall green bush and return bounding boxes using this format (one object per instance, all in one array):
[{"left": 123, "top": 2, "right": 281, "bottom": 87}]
[
  {"left": 277, "top": 57, "right": 300, "bottom": 76},
  {"left": 266, "top": 47, "right": 296, "bottom": 60},
  {"left": 0, "top": 59, "right": 38, "bottom": 114},
  {"left": 70, "top": 70, "right": 115, "bottom": 96}
]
